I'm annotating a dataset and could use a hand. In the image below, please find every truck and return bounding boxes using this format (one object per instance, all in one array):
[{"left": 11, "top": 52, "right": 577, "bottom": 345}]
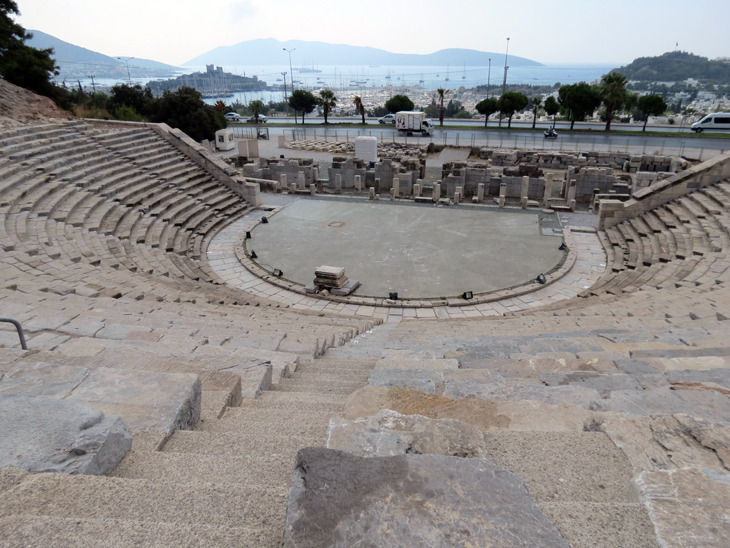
[{"left": 395, "top": 111, "right": 434, "bottom": 136}]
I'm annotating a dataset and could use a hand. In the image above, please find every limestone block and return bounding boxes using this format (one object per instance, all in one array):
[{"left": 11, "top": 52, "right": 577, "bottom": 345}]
[
  {"left": 0, "top": 395, "right": 131, "bottom": 475},
  {"left": 540, "top": 371, "right": 644, "bottom": 397},
  {"left": 433, "top": 182, "right": 441, "bottom": 202},
  {"left": 590, "top": 388, "right": 730, "bottom": 423},
  {"left": 389, "top": 188, "right": 395, "bottom": 200},
  {"left": 310, "top": 184, "right": 316, "bottom": 196},
  {"left": 413, "top": 183, "right": 421, "bottom": 197},
  {"left": 444, "top": 381, "right": 601, "bottom": 409},
  {"left": 326, "top": 409, "right": 489, "bottom": 458},
  {"left": 344, "top": 386, "right": 593, "bottom": 432},
  {"left": 393, "top": 177, "right": 399, "bottom": 198},
  {"left": 477, "top": 182, "right": 484, "bottom": 202},
  {"left": 636, "top": 467, "right": 730, "bottom": 548},
  {"left": 280, "top": 173, "right": 287, "bottom": 187},
  {"left": 283, "top": 448, "right": 569, "bottom": 548},
  {"left": 369, "top": 187, "right": 375, "bottom": 200},
  {"left": 374, "top": 358, "right": 459, "bottom": 371},
  {"left": 594, "top": 413, "right": 730, "bottom": 475},
  {"left": 354, "top": 175, "right": 361, "bottom": 192}
]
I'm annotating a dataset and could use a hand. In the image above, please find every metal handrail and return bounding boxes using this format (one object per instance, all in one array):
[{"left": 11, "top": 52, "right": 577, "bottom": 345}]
[{"left": 0, "top": 318, "right": 27, "bottom": 350}]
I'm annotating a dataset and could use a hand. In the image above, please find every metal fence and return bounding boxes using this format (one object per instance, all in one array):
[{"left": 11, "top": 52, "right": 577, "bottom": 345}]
[{"left": 272, "top": 127, "right": 724, "bottom": 162}]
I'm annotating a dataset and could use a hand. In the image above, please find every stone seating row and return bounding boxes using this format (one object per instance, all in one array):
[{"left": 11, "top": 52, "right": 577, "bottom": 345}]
[
  {"left": 0, "top": 124, "right": 247, "bottom": 287},
  {"left": 586, "top": 182, "right": 730, "bottom": 298}
]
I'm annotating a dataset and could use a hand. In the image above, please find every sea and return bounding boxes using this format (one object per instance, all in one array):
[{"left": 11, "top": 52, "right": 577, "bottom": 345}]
[{"left": 72, "top": 63, "right": 616, "bottom": 106}]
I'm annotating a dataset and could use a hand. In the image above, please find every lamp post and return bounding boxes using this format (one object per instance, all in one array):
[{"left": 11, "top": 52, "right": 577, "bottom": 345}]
[
  {"left": 283, "top": 48, "right": 296, "bottom": 90},
  {"left": 487, "top": 59, "right": 491, "bottom": 98},
  {"left": 88, "top": 75, "right": 96, "bottom": 93},
  {"left": 283, "top": 48, "right": 296, "bottom": 122},
  {"left": 499, "top": 38, "right": 509, "bottom": 127},
  {"left": 117, "top": 57, "right": 134, "bottom": 84}
]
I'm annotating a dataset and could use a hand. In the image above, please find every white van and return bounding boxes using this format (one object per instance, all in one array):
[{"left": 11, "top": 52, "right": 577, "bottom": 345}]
[{"left": 691, "top": 112, "right": 730, "bottom": 133}]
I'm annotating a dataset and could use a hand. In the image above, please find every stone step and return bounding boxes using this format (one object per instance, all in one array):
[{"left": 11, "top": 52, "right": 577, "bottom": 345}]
[
  {"left": 482, "top": 431, "right": 635, "bottom": 504},
  {"left": 194, "top": 414, "right": 331, "bottom": 437},
  {"left": 161, "top": 429, "right": 326, "bottom": 456},
  {"left": 0, "top": 472, "right": 286, "bottom": 531},
  {"left": 238, "top": 392, "right": 346, "bottom": 413},
  {"left": 269, "top": 379, "right": 362, "bottom": 395},
  {"left": 291, "top": 368, "right": 371, "bottom": 383},
  {"left": 110, "top": 450, "right": 292, "bottom": 493},
  {"left": 0, "top": 515, "right": 281, "bottom": 548},
  {"left": 207, "top": 406, "right": 339, "bottom": 427},
  {"left": 539, "top": 502, "right": 658, "bottom": 548}
]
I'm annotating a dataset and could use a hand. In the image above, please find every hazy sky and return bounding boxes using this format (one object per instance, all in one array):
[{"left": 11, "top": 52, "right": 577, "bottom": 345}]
[{"left": 15, "top": 0, "right": 729, "bottom": 66}]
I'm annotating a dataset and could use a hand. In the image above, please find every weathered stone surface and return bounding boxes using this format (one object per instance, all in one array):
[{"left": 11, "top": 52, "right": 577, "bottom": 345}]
[
  {"left": 444, "top": 381, "right": 601, "bottom": 408},
  {"left": 283, "top": 447, "right": 570, "bottom": 548},
  {"left": 637, "top": 467, "right": 730, "bottom": 547},
  {"left": 326, "top": 409, "right": 489, "bottom": 458},
  {"left": 539, "top": 502, "right": 659, "bottom": 548},
  {"left": 0, "top": 363, "right": 202, "bottom": 435},
  {"left": 368, "top": 368, "right": 505, "bottom": 393},
  {"left": 464, "top": 357, "right": 620, "bottom": 381},
  {"left": 590, "top": 388, "right": 730, "bottom": 422},
  {"left": 0, "top": 395, "right": 131, "bottom": 475},
  {"left": 373, "top": 358, "right": 460, "bottom": 371},
  {"left": 593, "top": 413, "right": 730, "bottom": 473},
  {"left": 540, "top": 371, "right": 646, "bottom": 396},
  {"left": 344, "top": 386, "right": 593, "bottom": 432},
  {"left": 667, "top": 368, "right": 730, "bottom": 393}
]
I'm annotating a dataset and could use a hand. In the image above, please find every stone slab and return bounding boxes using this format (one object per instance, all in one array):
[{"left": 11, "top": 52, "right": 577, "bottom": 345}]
[
  {"left": 590, "top": 388, "right": 730, "bottom": 423},
  {"left": 636, "top": 467, "right": 730, "bottom": 547},
  {"left": 374, "top": 358, "right": 460, "bottom": 371},
  {"left": 326, "top": 409, "right": 489, "bottom": 458},
  {"left": 540, "top": 371, "right": 646, "bottom": 396},
  {"left": 444, "top": 381, "right": 601, "bottom": 408},
  {"left": 0, "top": 395, "right": 131, "bottom": 475},
  {"left": 593, "top": 413, "right": 730, "bottom": 474},
  {"left": 368, "top": 368, "right": 506, "bottom": 393},
  {"left": 283, "top": 448, "right": 570, "bottom": 548},
  {"left": 344, "top": 386, "right": 594, "bottom": 432}
]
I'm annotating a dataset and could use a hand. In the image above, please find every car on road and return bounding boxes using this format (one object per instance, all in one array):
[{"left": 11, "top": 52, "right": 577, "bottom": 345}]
[
  {"left": 691, "top": 112, "right": 730, "bottom": 133},
  {"left": 224, "top": 112, "right": 243, "bottom": 122},
  {"left": 378, "top": 114, "right": 396, "bottom": 124},
  {"left": 247, "top": 115, "right": 268, "bottom": 123}
]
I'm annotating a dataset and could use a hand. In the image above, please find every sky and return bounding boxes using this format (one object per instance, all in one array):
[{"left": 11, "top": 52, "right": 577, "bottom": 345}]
[{"left": 15, "top": 0, "right": 730, "bottom": 67}]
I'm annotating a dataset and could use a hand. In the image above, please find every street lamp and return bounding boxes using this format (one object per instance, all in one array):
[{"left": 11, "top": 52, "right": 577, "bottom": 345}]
[
  {"left": 499, "top": 38, "right": 510, "bottom": 127},
  {"left": 283, "top": 48, "right": 296, "bottom": 91},
  {"left": 88, "top": 75, "right": 96, "bottom": 93},
  {"left": 117, "top": 57, "right": 134, "bottom": 84},
  {"left": 487, "top": 58, "right": 491, "bottom": 98}
]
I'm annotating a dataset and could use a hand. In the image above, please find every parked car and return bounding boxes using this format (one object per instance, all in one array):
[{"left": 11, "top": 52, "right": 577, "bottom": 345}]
[
  {"left": 247, "top": 115, "right": 268, "bottom": 123},
  {"left": 378, "top": 113, "right": 396, "bottom": 124},
  {"left": 224, "top": 112, "right": 243, "bottom": 122}
]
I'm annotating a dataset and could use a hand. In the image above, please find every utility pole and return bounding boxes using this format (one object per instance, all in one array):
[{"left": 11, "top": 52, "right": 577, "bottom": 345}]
[
  {"left": 499, "top": 38, "right": 510, "bottom": 127},
  {"left": 88, "top": 75, "right": 96, "bottom": 93}
]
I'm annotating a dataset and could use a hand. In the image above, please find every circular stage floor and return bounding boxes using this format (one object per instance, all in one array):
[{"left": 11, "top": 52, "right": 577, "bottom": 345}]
[{"left": 250, "top": 199, "right": 564, "bottom": 299}]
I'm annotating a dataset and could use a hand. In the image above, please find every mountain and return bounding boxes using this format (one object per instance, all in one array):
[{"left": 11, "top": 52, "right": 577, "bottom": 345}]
[
  {"left": 184, "top": 38, "right": 542, "bottom": 68},
  {"left": 613, "top": 51, "right": 730, "bottom": 83},
  {"left": 26, "top": 30, "right": 180, "bottom": 79}
]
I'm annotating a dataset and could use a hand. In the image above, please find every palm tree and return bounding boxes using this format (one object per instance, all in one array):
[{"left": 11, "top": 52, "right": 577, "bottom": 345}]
[
  {"left": 436, "top": 88, "right": 449, "bottom": 127},
  {"left": 249, "top": 100, "right": 264, "bottom": 123},
  {"left": 353, "top": 95, "right": 366, "bottom": 124},
  {"left": 318, "top": 89, "right": 337, "bottom": 124},
  {"left": 531, "top": 97, "right": 542, "bottom": 129},
  {"left": 600, "top": 72, "right": 628, "bottom": 131}
]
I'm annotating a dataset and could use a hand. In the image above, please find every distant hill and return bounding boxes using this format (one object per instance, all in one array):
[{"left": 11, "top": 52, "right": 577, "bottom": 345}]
[
  {"left": 26, "top": 30, "right": 180, "bottom": 79},
  {"left": 184, "top": 38, "right": 542, "bottom": 68},
  {"left": 613, "top": 51, "right": 730, "bottom": 83}
]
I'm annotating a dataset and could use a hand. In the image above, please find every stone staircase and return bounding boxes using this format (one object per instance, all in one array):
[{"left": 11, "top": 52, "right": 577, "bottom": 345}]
[{"left": 0, "top": 350, "right": 378, "bottom": 546}]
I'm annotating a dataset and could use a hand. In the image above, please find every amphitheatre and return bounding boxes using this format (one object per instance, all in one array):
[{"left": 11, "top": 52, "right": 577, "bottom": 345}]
[{"left": 1, "top": 76, "right": 729, "bottom": 547}]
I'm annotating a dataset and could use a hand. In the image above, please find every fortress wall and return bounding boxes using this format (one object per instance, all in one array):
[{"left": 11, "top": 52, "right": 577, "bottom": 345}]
[{"left": 599, "top": 152, "right": 730, "bottom": 229}]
